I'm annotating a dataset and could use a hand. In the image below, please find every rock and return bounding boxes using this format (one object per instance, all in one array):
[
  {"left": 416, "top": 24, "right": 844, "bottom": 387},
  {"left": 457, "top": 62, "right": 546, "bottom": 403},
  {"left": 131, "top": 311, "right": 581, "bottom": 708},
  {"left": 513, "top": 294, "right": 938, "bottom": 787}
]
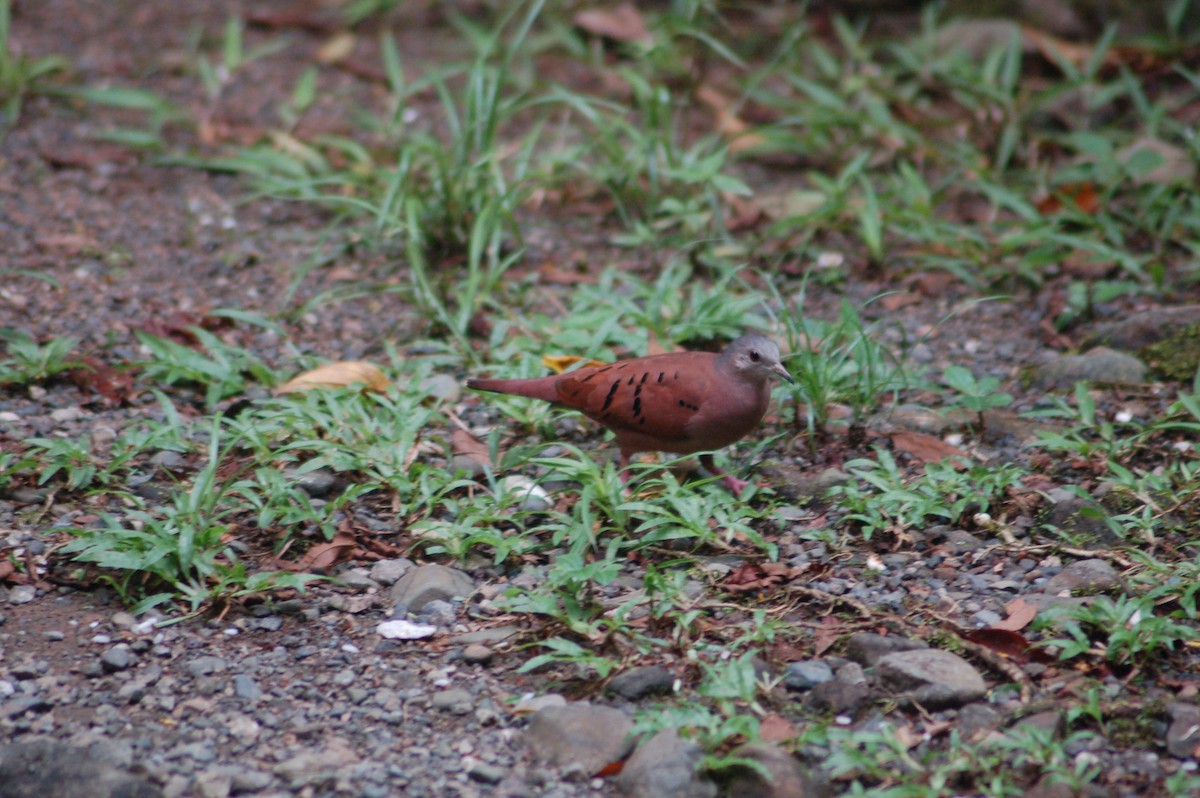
[
  {"left": 525, "top": 703, "right": 634, "bottom": 775},
  {"left": 273, "top": 740, "right": 360, "bottom": 788},
  {"left": 1012, "top": 710, "right": 1064, "bottom": 738},
  {"left": 232, "top": 674, "right": 262, "bottom": 700},
  {"left": 368, "top": 558, "right": 414, "bottom": 586},
  {"left": 783, "top": 661, "right": 834, "bottom": 691},
  {"left": 0, "top": 739, "right": 163, "bottom": 798},
  {"left": 420, "top": 373, "right": 461, "bottom": 403},
  {"left": 1040, "top": 495, "right": 1119, "bottom": 547},
  {"left": 186, "top": 656, "right": 227, "bottom": 677},
  {"left": 500, "top": 474, "right": 551, "bottom": 512},
  {"left": 844, "top": 633, "right": 927, "bottom": 666},
  {"left": 876, "top": 649, "right": 987, "bottom": 709},
  {"left": 100, "top": 645, "right": 134, "bottom": 672},
  {"left": 805, "top": 681, "right": 869, "bottom": 715},
  {"left": 1166, "top": 702, "right": 1200, "bottom": 758},
  {"left": 513, "top": 694, "right": 567, "bottom": 714},
  {"left": 7, "top": 585, "right": 36, "bottom": 605},
  {"left": 1085, "top": 305, "right": 1200, "bottom": 351},
  {"left": 431, "top": 688, "right": 473, "bottom": 714},
  {"left": 1033, "top": 348, "right": 1145, "bottom": 389},
  {"left": 466, "top": 762, "right": 507, "bottom": 784},
  {"left": 868, "top": 404, "right": 951, "bottom": 435},
  {"left": 389, "top": 564, "right": 475, "bottom": 614},
  {"left": 763, "top": 465, "right": 849, "bottom": 504},
  {"left": 1044, "top": 559, "right": 1120, "bottom": 594},
  {"left": 616, "top": 727, "right": 716, "bottom": 798},
  {"left": 721, "top": 742, "right": 815, "bottom": 798},
  {"left": 461, "top": 644, "right": 494, "bottom": 664},
  {"left": 608, "top": 666, "right": 675, "bottom": 700},
  {"left": 288, "top": 467, "right": 337, "bottom": 498},
  {"left": 958, "top": 702, "right": 1004, "bottom": 743},
  {"left": 452, "top": 625, "right": 521, "bottom": 645}
]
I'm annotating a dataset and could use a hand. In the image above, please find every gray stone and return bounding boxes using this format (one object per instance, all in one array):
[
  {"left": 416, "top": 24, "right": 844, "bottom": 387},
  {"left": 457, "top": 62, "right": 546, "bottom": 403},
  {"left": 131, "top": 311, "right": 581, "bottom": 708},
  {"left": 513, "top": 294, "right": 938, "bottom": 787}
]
[
  {"left": 420, "top": 374, "right": 462, "bottom": 403},
  {"left": 452, "top": 625, "right": 521, "bottom": 645},
  {"left": 1044, "top": 559, "right": 1120, "bottom": 594},
  {"left": 526, "top": 703, "right": 634, "bottom": 775},
  {"left": 1041, "top": 495, "right": 1120, "bottom": 547},
  {"left": 0, "top": 739, "right": 163, "bottom": 798},
  {"left": 368, "top": 558, "right": 415, "bottom": 586},
  {"left": 869, "top": 404, "right": 952, "bottom": 435},
  {"left": 763, "top": 465, "right": 849, "bottom": 504},
  {"left": 805, "top": 681, "right": 869, "bottom": 715},
  {"left": 616, "top": 727, "right": 716, "bottom": 798},
  {"left": 1033, "top": 347, "right": 1146, "bottom": 389},
  {"left": 844, "top": 633, "right": 927, "bottom": 667},
  {"left": 1013, "top": 710, "right": 1064, "bottom": 738},
  {"left": 7, "top": 585, "right": 36, "bottom": 605},
  {"left": 958, "top": 702, "right": 1004, "bottom": 743},
  {"left": 273, "top": 740, "right": 360, "bottom": 788},
  {"left": 288, "top": 467, "right": 337, "bottom": 498},
  {"left": 100, "top": 646, "right": 134, "bottom": 673},
  {"left": 608, "top": 666, "right": 676, "bottom": 700},
  {"left": 1084, "top": 305, "right": 1200, "bottom": 350},
  {"left": 461, "top": 644, "right": 494, "bottom": 665},
  {"left": 722, "top": 742, "right": 815, "bottom": 798},
  {"left": 187, "top": 656, "right": 227, "bottom": 677},
  {"left": 783, "top": 661, "right": 834, "bottom": 691},
  {"left": 876, "top": 649, "right": 987, "bottom": 709},
  {"left": 467, "top": 762, "right": 507, "bottom": 784},
  {"left": 232, "top": 674, "right": 262, "bottom": 700},
  {"left": 1166, "top": 702, "right": 1200, "bottom": 759},
  {"left": 431, "top": 688, "right": 473, "bottom": 714},
  {"left": 389, "top": 564, "right": 475, "bottom": 614}
]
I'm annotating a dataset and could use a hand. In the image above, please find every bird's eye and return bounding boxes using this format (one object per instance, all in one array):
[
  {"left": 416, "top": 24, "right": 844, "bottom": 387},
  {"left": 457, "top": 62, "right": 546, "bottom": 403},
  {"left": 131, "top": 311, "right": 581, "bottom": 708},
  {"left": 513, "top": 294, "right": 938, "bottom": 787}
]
[{"left": 749, "top": 350, "right": 761, "bottom": 362}]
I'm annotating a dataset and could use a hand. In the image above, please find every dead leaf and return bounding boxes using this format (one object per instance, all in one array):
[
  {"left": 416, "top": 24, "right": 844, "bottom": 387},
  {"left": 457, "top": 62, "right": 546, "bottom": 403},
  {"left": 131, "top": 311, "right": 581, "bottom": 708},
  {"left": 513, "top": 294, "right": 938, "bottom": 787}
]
[
  {"left": 0, "top": 560, "right": 16, "bottom": 583},
  {"left": 813, "top": 617, "right": 844, "bottom": 657},
  {"left": 67, "top": 356, "right": 137, "bottom": 406},
  {"left": 889, "top": 431, "right": 968, "bottom": 464},
  {"left": 964, "top": 628, "right": 1039, "bottom": 664},
  {"left": 316, "top": 31, "right": 356, "bottom": 64},
  {"left": 452, "top": 428, "right": 491, "bottom": 469},
  {"left": 541, "top": 354, "right": 608, "bottom": 374},
  {"left": 879, "top": 292, "right": 922, "bottom": 312},
  {"left": 1036, "top": 183, "right": 1100, "bottom": 216},
  {"left": 36, "top": 233, "right": 101, "bottom": 256},
  {"left": 694, "top": 84, "right": 766, "bottom": 153},
  {"left": 537, "top": 262, "right": 598, "bottom": 285},
  {"left": 574, "top": 3, "right": 651, "bottom": 44},
  {"left": 993, "top": 597, "right": 1038, "bottom": 632},
  {"left": 759, "top": 713, "right": 798, "bottom": 742},
  {"left": 594, "top": 760, "right": 625, "bottom": 777},
  {"left": 275, "top": 361, "right": 391, "bottom": 394},
  {"left": 287, "top": 532, "right": 358, "bottom": 572}
]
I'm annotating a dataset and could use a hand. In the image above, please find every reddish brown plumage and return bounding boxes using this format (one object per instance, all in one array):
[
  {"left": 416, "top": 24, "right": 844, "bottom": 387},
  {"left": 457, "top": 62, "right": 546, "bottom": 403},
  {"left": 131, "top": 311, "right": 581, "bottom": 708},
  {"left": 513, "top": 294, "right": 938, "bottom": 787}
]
[{"left": 467, "top": 334, "right": 792, "bottom": 492}]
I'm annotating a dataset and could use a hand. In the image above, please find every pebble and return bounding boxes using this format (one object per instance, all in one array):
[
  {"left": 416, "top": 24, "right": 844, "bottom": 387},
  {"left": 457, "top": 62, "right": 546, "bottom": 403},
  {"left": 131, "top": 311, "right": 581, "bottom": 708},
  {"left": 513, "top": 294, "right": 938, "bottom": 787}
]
[
  {"left": 783, "top": 660, "right": 834, "bottom": 691},
  {"left": 461, "top": 644, "right": 494, "bottom": 664},
  {"left": 876, "top": 649, "right": 987, "bottom": 709}
]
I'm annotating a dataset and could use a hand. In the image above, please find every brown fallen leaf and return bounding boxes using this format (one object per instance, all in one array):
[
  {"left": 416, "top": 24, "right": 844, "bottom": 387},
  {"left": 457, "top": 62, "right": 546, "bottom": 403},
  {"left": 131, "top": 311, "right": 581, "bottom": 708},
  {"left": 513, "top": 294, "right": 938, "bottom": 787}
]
[
  {"left": 67, "top": 356, "right": 137, "bottom": 406},
  {"left": 879, "top": 292, "right": 922, "bottom": 312},
  {"left": 694, "top": 84, "right": 766, "bottom": 153},
  {"left": 574, "top": 3, "right": 651, "bottom": 44},
  {"left": 452, "top": 427, "right": 491, "bottom": 469},
  {"left": 759, "top": 713, "right": 798, "bottom": 742},
  {"left": 813, "top": 617, "right": 844, "bottom": 657},
  {"left": 963, "top": 628, "right": 1050, "bottom": 665},
  {"left": 286, "top": 532, "right": 358, "bottom": 572},
  {"left": 889, "top": 431, "right": 968, "bottom": 465},
  {"left": 275, "top": 361, "right": 391, "bottom": 394},
  {"left": 993, "top": 597, "right": 1038, "bottom": 632}
]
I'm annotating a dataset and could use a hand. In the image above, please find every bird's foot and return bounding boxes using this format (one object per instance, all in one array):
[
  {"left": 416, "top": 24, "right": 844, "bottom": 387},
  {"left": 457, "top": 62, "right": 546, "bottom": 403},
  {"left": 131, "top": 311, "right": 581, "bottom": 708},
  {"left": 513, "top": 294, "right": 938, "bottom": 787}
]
[{"left": 718, "top": 473, "right": 751, "bottom": 495}]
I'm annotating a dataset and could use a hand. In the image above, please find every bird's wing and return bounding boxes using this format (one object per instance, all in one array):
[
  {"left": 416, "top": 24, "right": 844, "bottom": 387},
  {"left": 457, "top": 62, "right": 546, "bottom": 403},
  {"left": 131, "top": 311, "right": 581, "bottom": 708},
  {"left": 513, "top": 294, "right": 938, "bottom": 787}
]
[{"left": 555, "top": 353, "right": 714, "bottom": 441}]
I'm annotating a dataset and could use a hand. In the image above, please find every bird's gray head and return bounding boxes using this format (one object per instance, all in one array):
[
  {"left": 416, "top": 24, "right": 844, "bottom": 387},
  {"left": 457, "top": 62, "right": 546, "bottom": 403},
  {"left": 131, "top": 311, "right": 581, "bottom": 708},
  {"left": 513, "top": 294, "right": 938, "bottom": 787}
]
[{"left": 719, "top": 334, "right": 793, "bottom": 384}]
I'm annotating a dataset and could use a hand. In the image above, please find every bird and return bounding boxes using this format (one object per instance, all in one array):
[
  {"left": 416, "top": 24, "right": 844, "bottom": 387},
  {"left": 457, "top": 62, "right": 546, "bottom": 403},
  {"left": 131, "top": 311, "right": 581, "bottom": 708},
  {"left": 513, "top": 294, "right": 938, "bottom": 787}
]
[{"left": 466, "top": 334, "right": 792, "bottom": 493}]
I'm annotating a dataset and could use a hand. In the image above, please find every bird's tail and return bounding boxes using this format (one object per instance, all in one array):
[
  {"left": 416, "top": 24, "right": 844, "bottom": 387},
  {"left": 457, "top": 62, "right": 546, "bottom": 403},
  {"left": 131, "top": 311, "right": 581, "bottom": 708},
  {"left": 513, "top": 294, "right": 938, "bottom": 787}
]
[{"left": 465, "top": 375, "right": 561, "bottom": 403}]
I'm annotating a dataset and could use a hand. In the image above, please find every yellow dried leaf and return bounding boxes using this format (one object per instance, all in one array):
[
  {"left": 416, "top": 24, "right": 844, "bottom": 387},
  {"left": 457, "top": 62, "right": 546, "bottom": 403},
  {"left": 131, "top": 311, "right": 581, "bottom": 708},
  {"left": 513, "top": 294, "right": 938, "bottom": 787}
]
[
  {"left": 275, "top": 361, "right": 391, "bottom": 394},
  {"left": 316, "top": 31, "right": 356, "bottom": 64},
  {"left": 541, "top": 354, "right": 609, "bottom": 374}
]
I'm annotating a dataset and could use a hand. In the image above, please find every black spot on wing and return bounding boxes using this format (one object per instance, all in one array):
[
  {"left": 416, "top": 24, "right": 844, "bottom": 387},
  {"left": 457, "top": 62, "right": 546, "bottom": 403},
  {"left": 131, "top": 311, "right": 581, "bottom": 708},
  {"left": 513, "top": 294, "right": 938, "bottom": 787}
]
[{"left": 601, "top": 381, "right": 620, "bottom": 411}]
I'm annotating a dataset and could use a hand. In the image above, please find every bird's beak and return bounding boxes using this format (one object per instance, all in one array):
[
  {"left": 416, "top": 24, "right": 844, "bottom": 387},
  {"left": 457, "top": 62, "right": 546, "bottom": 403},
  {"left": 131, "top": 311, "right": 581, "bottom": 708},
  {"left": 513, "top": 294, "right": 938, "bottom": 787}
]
[{"left": 772, "top": 362, "right": 793, "bottom": 383}]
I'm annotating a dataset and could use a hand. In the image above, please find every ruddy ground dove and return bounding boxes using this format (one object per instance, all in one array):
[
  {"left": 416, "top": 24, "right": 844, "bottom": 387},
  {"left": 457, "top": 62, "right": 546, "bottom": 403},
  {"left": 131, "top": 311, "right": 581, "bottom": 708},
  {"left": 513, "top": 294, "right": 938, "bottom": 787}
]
[{"left": 467, "top": 334, "right": 792, "bottom": 493}]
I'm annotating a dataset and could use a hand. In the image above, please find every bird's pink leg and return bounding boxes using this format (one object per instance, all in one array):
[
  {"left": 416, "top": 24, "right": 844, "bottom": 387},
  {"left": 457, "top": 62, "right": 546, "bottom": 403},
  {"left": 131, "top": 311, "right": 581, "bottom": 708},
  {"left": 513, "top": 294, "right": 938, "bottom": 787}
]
[{"left": 700, "top": 454, "right": 750, "bottom": 494}]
